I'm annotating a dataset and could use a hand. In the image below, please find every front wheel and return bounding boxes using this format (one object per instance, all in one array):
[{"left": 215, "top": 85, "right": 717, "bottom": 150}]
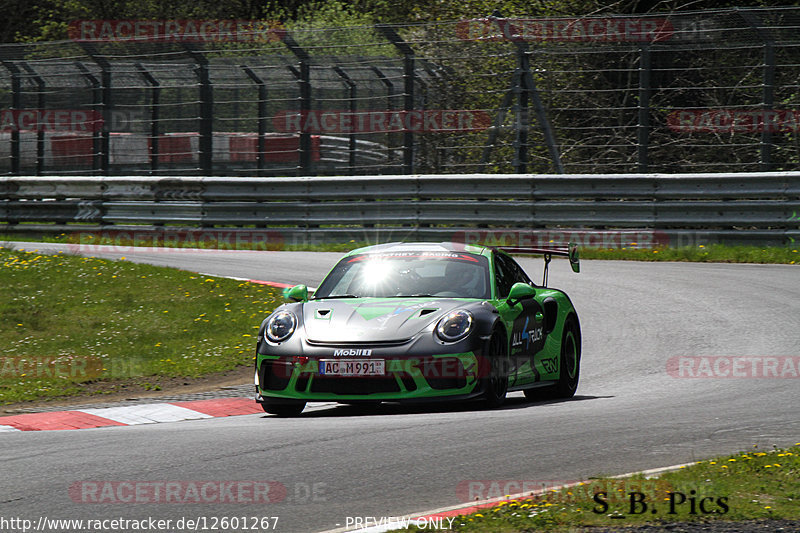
[
  {"left": 260, "top": 399, "right": 306, "bottom": 417},
  {"left": 481, "top": 332, "right": 508, "bottom": 408},
  {"left": 524, "top": 316, "right": 581, "bottom": 400},
  {"left": 553, "top": 317, "right": 581, "bottom": 398}
]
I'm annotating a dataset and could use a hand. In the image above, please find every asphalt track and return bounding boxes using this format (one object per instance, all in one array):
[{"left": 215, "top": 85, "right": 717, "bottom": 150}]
[{"left": 1, "top": 242, "right": 799, "bottom": 533}]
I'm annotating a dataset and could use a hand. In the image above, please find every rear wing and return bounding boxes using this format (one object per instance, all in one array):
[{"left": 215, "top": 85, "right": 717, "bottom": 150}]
[{"left": 500, "top": 243, "right": 579, "bottom": 287}]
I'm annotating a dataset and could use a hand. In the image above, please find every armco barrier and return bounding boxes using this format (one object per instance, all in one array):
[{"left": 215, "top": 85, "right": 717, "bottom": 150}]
[{"left": 1, "top": 173, "right": 799, "bottom": 246}]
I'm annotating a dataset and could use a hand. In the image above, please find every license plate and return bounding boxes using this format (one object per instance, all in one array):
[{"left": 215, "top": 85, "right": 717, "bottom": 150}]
[{"left": 318, "top": 359, "right": 385, "bottom": 376}]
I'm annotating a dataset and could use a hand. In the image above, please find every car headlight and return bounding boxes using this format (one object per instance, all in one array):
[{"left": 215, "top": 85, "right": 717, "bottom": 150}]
[
  {"left": 436, "top": 310, "right": 473, "bottom": 342},
  {"left": 265, "top": 310, "right": 297, "bottom": 343}
]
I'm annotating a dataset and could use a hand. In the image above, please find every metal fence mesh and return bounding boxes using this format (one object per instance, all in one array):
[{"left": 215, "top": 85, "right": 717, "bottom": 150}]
[{"left": 3, "top": 7, "right": 800, "bottom": 176}]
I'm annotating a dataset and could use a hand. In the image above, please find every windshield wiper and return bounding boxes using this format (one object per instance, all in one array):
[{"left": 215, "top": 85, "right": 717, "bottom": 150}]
[
  {"left": 312, "top": 294, "right": 360, "bottom": 300},
  {"left": 391, "top": 294, "right": 434, "bottom": 297}
]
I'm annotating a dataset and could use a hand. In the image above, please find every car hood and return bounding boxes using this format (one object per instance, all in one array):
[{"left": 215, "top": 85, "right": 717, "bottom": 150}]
[{"left": 301, "top": 298, "right": 468, "bottom": 343}]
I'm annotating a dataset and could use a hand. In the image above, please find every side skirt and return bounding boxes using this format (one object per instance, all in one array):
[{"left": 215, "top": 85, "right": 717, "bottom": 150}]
[{"left": 508, "top": 380, "right": 557, "bottom": 393}]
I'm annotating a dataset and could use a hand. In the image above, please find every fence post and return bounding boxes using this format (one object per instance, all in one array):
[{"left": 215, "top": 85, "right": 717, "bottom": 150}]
[
  {"left": 638, "top": 44, "right": 652, "bottom": 173},
  {"left": 2, "top": 61, "right": 21, "bottom": 175},
  {"left": 332, "top": 66, "right": 357, "bottom": 173},
  {"left": 20, "top": 64, "right": 46, "bottom": 175},
  {"left": 762, "top": 43, "right": 776, "bottom": 171},
  {"left": 488, "top": 12, "right": 563, "bottom": 174},
  {"left": 515, "top": 44, "right": 530, "bottom": 174},
  {"left": 370, "top": 65, "right": 398, "bottom": 170},
  {"left": 520, "top": 51, "right": 564, "bottom": 174},
  {"left": 74, "top": 62, "right": 103, "bottom": 174},
  {"left": 739, "top": 10, "right": 775, "bottom": 171},
  {"left": 281, "top": 33, "right": 313, "bottom": 176},
  {"left": 183, "top": 44, "right": 214, "bottom": 175},
  {"left": 77, "top": 43, "right": 112, "bottom": 174},
  {"left": 479, "top": 73, "right": 517, "bottom": 173},
  {"left": 242, "top": 65, "right": 268, "bottom": 174},
  {"left": 135, "top": 63, "right": 160, "bottom": 175},
  {"left": 376, "top": 24, "right": 415, "bottom": 175}
]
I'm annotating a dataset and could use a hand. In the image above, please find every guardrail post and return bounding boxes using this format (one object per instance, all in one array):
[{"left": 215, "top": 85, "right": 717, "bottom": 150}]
[
  {"left": 242, "top": 65, "right": 268, "bottom": 175},
  {"left": 2, "top": 61, "right": 21, "bottom": 175},
  {"left": 135, "top": 63, "right": 161, "bottom": 175},
  {"left": 377, "top": 25, "right": 415, "bottom": 175},
  {"left": 281, "top": 33, "right": 313, "bottom": 176},
  {"left": 638, "top": 44, "right": 652, "bottom": 173}
]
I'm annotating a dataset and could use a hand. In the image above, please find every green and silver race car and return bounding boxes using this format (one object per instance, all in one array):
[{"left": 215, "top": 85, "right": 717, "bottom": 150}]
[{"left": 255, "top": 242, "right": 581, "bottom": 416}]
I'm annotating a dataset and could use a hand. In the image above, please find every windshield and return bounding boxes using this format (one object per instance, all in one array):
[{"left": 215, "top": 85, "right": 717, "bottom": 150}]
[{"left": 313, "top": 251, "right": 491, "bottom": 299}]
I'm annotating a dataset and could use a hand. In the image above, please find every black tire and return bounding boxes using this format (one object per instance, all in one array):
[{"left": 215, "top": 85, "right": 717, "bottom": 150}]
[
  {"left": 481, "top": 332, "right": 508, "bottom": 408},
  {"left": 524, "top": 316, "right": 581, "bottom": 400},
  {"left": 553, "top": 317, "right": 581, "bottom": 398},
  {"left": 260, "top": 399, "right": 306, "bottom": 417}
]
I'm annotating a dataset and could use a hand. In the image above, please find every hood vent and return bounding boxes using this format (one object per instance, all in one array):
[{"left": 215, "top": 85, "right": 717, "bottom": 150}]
[
  {"left": 315, "top": 309, "right": 331, "bottom": 319},
  {"left": 419, "top": 308, "right": 439, "bottom": 317}
]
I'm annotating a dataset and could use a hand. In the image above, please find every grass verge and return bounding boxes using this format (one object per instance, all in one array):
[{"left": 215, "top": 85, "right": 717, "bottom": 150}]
[
  {"left": 394, "top": 444, "right": 800, "bottom": 532},
  {"left": 0, "top": 246, "right": 281, "bottom": 405},
  {"left": 1, "top": 232, "right": 799, "bottom": 264},
  {"left": 579, "top": 244, "right": 798, "bottom": 264}
]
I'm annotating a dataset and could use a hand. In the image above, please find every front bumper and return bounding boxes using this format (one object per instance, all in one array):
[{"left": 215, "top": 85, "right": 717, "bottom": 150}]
[{"left": 256, "top": 353, "right": 483, "bottom": 402}]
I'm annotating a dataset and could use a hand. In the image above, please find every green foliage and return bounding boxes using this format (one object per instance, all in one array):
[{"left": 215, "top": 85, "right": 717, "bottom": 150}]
[
  {"left": 11, "top": 0, "right": 798, "bottom": 43},
  {"left": 0, "top": 247, "right": 281, "bottom": 404}
]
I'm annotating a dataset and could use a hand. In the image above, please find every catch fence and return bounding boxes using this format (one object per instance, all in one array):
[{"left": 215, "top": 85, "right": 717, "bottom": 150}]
[{"left": 2, "top": 7, "right": 800, "bottom": 176}]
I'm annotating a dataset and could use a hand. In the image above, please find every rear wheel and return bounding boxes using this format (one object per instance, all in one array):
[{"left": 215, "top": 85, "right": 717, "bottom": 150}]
[
  {"left": 260, "top": 399, "right": 306, "bottom": 417},
  {"left": 481, "top": 332, "right": 508, "bottom": 408}
]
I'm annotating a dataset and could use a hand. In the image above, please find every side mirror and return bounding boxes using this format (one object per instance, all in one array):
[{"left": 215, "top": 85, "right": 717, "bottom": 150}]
[
  {"left": 506, "top": 282, "right": 536, "bottom": 305},
  {"left": 569, "top": 242, "right": 580, "bottom": 273},
  {"left": 284, "top": 284, "right": 309, "bottom": 302}
]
